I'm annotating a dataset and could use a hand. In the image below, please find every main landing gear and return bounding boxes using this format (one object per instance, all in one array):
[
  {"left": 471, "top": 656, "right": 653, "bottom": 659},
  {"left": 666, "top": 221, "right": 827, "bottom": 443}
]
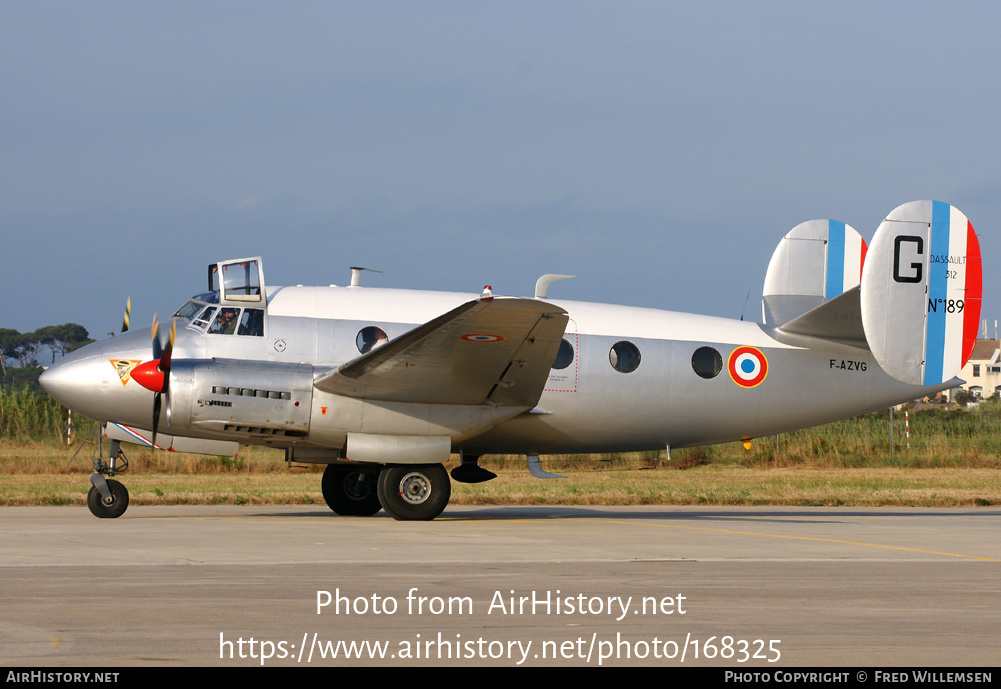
[
  {"left": 377, "top": 464, "right": 451, "bottom": 521},
  {"left": 321, "top": 465, "right": 382, "bottom": 516},
  {"left": 87, "top": 437, "right": 131, "bottom": 519},
  {"left": 320, "top": 463, "right": 451, "bottom": 521}
]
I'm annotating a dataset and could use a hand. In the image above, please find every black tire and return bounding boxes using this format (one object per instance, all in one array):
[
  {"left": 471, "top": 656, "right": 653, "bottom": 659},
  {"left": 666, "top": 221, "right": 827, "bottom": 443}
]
[
  {"left": 321, "top": 465, "right": 382, "bottom": 516},
  {"left": 86, "top": 479, "right": 129, "bottom": 519},
  {"left": 376, "top": 464, "right": 451, "bottom": 521}
]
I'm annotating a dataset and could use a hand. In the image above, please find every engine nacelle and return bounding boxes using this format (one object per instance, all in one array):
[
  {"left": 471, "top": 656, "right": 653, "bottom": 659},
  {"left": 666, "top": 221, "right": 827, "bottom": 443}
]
[{"left": 167, "top": 359, "right": 314, "bottom": 440}]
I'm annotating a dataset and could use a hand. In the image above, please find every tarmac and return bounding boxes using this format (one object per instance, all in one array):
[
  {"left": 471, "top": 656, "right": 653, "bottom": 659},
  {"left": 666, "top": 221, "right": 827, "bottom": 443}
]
[{"left": 1, "top": 504, "right": 998, "bottom": 667}]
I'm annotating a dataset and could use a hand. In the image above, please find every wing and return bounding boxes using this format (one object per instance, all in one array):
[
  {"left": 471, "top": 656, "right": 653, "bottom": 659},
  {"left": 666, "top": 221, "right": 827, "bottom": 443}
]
[{"left": 313, "top": 297, "right": 569, "bottom": 406}]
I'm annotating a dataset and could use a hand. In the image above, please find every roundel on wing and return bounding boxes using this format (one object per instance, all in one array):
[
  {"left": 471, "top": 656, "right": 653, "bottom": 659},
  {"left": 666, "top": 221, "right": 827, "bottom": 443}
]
[
  {"left": 460, "top": 334, "right": 505, "bottom": 342},
  {"left": 728, "top": 346, "right": 768, "bottom": 388}
]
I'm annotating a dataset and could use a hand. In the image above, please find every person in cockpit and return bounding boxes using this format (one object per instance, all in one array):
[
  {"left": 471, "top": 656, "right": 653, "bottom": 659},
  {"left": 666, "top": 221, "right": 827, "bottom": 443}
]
[{"left": 210, "top": 308, "right": 240, "bottom": 334}]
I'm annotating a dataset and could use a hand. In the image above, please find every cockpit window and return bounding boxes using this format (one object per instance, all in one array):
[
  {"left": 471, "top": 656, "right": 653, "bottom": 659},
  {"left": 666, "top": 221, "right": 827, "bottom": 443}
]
[
  {"left": 201, "top": 307, "right": 265, "bottom": 336},
  {"left": 238, "top": 309, "right": 264, "bottom": 337},
  {"left": 172, "top": 300, "right": 206, "bottom": 320},
  {"left": 209, "top": 308, "right": 241, "bottom": 334},
  {"left": 192, "top": 307, "right": 217, "bottom": 330}
]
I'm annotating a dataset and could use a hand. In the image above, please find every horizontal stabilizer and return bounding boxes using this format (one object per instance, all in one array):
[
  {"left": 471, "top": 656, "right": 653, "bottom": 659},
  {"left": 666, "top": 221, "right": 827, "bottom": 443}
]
[
  {"left": 777, "top": 285, "right": 865, "bottom": 344},
  {"left": 762, "top": 219, "right": 867, "bottom": 326},
  {"left": 860, "top": 201, "right": 982, "bottom": 386},
  {"left": 314, "top": 297, "right": 569, "bottom": 406}
]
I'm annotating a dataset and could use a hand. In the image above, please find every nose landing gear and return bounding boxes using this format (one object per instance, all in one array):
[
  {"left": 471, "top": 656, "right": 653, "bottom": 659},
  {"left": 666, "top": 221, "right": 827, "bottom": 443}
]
[
  {"left": 87, "top": 435, "right": 131, "bottom": 519},
  {"left": 87, "top": 477, "right": 129, "bottom": 519}
]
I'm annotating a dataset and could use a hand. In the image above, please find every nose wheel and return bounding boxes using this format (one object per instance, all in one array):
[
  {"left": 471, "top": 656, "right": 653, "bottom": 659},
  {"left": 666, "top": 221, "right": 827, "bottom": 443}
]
[
  {"left": 87, "top": 478, "right": 130, "bottom": 519},
  {"left": 85, "top": 435, "right": 131, "bottom": 519}
]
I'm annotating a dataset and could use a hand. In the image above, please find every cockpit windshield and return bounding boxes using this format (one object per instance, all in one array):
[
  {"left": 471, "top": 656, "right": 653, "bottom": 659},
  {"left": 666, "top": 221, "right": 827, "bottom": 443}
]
[
  {"left": 173, "top": 292, "right": 219, "bottom": 320},
  {"left": 172, "top": 300, "right": 206, "bottom": 320}
]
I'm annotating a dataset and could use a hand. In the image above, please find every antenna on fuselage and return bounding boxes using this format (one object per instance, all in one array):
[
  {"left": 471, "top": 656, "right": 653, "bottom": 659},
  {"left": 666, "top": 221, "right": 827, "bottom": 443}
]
[
  {"left": 534, "top": 274, "right": 575, "bottom": 299},
  {"left": 740, "top": 288, "right": 751, "bottom": 321},
  {"left": 349, "top": 267, "right": 387, "bottom": 287}
]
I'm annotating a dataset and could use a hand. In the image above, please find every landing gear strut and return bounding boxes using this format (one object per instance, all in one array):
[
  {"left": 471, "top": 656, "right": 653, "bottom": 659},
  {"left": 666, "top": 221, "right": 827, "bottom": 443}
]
[
  {"left": 376, "top": 464, "right": 451, "bottom": 521},
  {"left": 321, "top": 465, "right": 382, "bottom": 516},
  {"left": 87, "top": 436, "right": 130, "bottom": 519}
]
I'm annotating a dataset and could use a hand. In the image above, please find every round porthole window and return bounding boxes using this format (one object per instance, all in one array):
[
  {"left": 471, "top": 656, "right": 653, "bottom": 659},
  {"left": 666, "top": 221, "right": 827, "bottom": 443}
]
[
  {"left": 609, "top": 341, "right": 641, "bottom": 373},
  {"left": 356, "top": 326, "right": 389, "bottom": 354},
  {"left": 552, "top": 339, "right": 575, "bottom": 370},
  {"left": 692, "top": 346, "right": 723, "bottom": 379}
]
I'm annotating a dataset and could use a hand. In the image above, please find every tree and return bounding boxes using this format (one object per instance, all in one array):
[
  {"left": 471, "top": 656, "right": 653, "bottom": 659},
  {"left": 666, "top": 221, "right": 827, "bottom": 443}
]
[
  {"left": 9, "top": 331, "right": 40, "bottom": 368},
  {"left": 0, "top": 324, "right": 92, "bottom": 371},
  {"left": 35, "top": 324, "right": 91, "bottom": 363},
  {"left": 0, "top": 328, "right": 17, "bottom": 375}
]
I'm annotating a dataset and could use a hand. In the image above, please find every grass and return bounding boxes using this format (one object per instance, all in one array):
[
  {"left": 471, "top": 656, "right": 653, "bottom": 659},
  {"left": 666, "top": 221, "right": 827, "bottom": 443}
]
[{"left": 1, "top": 464, "right": 998, "bottom": 508}]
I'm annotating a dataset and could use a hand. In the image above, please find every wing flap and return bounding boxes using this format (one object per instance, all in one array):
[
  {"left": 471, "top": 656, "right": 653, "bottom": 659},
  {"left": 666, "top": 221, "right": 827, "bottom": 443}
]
[{"left": 314, "top": 297, "right": 569, "bottom": 406}]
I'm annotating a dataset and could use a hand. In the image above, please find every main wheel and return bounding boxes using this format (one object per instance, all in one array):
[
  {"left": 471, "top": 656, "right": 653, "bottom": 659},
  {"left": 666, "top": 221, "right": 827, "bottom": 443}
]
[
  {"left": 321, "top": 465, "right": 382, "bottom": 516},
  {"left": 376, "top": 464, "right": 451, "bottom": 521},
  {"left": 86, "top": 479, "right": 129, "bottom": 519}
]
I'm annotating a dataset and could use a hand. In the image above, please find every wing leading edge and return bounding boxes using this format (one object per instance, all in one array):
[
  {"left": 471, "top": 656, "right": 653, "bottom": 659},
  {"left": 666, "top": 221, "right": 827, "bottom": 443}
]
[{"left": 313, "top": 297, "right": 569, "bottom": 406}]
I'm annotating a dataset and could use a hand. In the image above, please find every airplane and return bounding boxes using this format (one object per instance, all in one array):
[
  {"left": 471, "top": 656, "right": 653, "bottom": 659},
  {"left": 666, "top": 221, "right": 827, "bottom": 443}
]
[{"left": 39, "top": 200, "right": 982, "bottom": 521}]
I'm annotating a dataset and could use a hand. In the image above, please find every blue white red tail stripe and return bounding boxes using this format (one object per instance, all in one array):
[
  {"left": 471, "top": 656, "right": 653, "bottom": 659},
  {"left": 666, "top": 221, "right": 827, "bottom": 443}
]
[
  {"left": 923, "top": 201, "right": 980, "bottom": 386},
  {"left": 861, "top": 200, "right": 982, "bottom": 387}
]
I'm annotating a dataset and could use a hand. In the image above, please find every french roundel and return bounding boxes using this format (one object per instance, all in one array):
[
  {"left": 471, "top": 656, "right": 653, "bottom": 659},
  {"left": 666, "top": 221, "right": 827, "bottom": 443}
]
[
  {"left": 728, "top": 346, "right": 768, "bottom": 388},
  {"left": 459, "top": 333, "right": 505, "bottom": 342}
]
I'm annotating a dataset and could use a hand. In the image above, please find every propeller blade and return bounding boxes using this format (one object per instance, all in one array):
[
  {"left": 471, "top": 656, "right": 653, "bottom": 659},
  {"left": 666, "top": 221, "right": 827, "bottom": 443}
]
[
  {"left": 151, "top": 313, "right": 162, "bottom": 361},
  {"left": 121, "top": 297, "right": 131, "bottom": 333},
  {"left": 146, "top": 314, "right": 175, "bottom": 448},
  {"left": 159, "top": 320, "right": 176, "bottom": 374},
  {"left": 152, "top": 392, "right": 162, "bottom": 449}
]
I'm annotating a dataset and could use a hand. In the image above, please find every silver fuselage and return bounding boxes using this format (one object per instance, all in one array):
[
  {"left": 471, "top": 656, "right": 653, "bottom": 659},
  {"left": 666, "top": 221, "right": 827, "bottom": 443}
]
[{"left": 40, "top": 284, "right": 949, "bottom": 457}]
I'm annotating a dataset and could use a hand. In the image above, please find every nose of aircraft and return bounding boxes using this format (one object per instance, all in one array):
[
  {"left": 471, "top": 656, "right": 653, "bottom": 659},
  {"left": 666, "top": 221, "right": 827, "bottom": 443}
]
[
  {"left": 38, "top": 357, "right": 82, "bottom": 408},
  {"left": 38, "top": 328, "right": 158, "bottom": 422},
  {"left": 39, "top": 344, "right": 114, "bottom": 419}
]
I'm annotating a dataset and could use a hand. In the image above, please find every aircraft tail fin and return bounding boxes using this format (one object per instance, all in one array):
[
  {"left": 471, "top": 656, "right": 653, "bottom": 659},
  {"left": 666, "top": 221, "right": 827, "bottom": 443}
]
[
  {"left": 860, "top": 200, "right": 982, "bottom": 386},
  {"left": 762, "top": 219, "right": 867, "bottom": 326}
]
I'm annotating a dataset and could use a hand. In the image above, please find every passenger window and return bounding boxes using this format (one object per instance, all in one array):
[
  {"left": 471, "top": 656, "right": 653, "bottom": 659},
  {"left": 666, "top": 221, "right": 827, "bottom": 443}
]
[
  {"left": 552, "top": 339, "right": 575, "bottom": 370},
  {"left": 238, "top": 309, "right": 264, "bottom": 337},
  {"left": 692, "top": 346, "right": 723, "bottom": 379},
  {"left": 356, "top": 326, "right": 389, "bottom": 354},
  {"left": 609, "top": 341, "right": 640, "bottom": 373},
  {"left": 209, "top": 308, "right": 241, "bottom": 335}
]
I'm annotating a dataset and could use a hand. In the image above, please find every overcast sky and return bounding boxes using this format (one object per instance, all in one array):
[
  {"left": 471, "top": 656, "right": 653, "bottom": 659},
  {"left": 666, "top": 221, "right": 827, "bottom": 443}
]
[{"left": 4, "top": 2, "right": 1001, "bottom": 340}]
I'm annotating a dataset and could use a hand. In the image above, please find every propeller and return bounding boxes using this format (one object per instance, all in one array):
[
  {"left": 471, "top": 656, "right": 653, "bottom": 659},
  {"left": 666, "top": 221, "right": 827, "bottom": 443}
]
[
  {"left": 131, "top": 314, "right": 175, "bottom": 448},
  {"left": 122, "top": 297, "right": 131, "bottom": 333}
]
